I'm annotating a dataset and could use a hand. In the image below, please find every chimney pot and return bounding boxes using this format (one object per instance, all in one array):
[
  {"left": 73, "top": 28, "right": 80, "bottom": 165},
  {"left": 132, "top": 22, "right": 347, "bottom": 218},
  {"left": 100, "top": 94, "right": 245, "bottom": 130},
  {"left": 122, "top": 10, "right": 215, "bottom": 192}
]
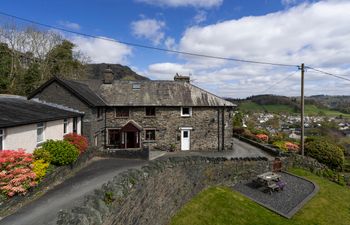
[
  {"left": 174, "top": 73, "right": 190, "bottom": 83},
  {"left": 103, "top": 66, "right": 114, "bottom": 84}
]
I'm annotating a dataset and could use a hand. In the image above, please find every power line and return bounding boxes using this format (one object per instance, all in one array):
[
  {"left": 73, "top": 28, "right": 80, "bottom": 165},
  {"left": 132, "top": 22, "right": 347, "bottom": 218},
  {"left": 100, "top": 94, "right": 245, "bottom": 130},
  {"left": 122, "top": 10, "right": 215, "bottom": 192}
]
[
  {"left": 0, "top": 11, "right": 299, "bottom": 68},
  {"left": 306, "top": 66, "right": 350, "bottom": 82},
  {"left": 258, "top": 69, "right": 300, "bottom": 94}
]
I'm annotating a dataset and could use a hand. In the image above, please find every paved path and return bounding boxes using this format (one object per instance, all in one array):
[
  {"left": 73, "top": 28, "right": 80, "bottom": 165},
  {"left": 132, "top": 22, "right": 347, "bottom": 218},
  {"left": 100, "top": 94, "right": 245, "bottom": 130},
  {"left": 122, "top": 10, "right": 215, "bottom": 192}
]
[
  {"left": 159, "top": 138, "right": 274, "bottom": 159},
  {"left": 0, "top": 158, "right": 147, "bottom": 225}
]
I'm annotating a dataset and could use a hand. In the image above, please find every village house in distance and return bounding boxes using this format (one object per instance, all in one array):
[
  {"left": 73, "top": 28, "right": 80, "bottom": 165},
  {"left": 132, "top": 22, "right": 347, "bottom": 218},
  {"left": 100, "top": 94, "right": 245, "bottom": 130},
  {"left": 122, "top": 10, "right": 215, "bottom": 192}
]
[
  {"left": 29, "top": 68, "right": 235, "bottom": 151},
  {"left": 0, "top": 95, "right": 83, "bottom": 153}
]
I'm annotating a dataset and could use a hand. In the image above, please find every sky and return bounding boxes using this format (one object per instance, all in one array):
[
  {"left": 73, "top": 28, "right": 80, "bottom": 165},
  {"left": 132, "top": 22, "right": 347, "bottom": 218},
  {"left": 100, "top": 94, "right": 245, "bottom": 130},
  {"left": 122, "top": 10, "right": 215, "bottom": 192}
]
[{"left": 1, "top": 0, "right": 350, "bottom": 98}]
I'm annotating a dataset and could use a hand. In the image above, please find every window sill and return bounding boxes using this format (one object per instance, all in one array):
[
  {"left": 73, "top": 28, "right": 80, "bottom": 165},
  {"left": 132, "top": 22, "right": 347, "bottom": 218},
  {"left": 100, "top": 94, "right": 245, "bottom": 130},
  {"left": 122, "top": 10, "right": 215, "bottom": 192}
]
[
  {"left": 144, "top": 140, "right": 156, "bottom": 143},
  {"left": 36, "top": 141, "right": 44, "bottom": 147},
  {"left": 181, "top": 115, "right": 191, "bottom": 117},
  {"left": 144, "top": 116, "right": 156, "bottom": 118}
]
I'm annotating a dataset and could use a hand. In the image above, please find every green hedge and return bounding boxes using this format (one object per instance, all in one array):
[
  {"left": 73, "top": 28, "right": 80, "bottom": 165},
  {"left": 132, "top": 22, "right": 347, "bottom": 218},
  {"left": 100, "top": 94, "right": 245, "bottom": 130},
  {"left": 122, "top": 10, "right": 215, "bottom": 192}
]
[
  {"left": 42, "top": 140, "right": 79, "bottom": 166},
  {"left": 305, "top": 139, "right": 345, "bottom": 170}
]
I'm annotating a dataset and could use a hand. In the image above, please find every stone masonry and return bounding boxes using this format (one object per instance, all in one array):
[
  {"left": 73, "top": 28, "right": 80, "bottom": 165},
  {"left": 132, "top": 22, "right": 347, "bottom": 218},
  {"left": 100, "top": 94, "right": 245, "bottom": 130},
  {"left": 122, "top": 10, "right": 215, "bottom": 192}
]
[
  {"left": 105, "top": 106, "right": 233, "bottom": 151},
  {"left": 57, "top": 156, "right": 271, "bottom": 225}
]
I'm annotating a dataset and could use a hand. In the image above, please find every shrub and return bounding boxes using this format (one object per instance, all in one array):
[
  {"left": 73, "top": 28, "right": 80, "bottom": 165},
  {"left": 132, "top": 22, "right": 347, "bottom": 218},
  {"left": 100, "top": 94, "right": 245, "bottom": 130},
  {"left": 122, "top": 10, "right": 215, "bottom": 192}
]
[
  {"left": 64, "top": 133, "right": 88, "bottom": 155},
  {"left": 32, "top": 159, "right": 49, "bottom": 181},
  {"left": 255, "top": 134, "right": 269, "bottom": 142},
  {"left": 0, "top": 149, "right": 37, "bottom": 197},
  {"left": 305, "top": 139, "right": 345, "bottom": 170},
  {"left": 42, "top": 140, "right": 79, "bottom": 166},
  {"left": 232, "top": 127, "right": 245, "bottom": 135},
  {"left": 273, "top": 141, "right": 288, "bottom": 152},
  {"left": 285, "top": 142, "right": 300, "bottom": 152},
  {"left": 33, "top": 148, "right": 52, "bottom": 163}
]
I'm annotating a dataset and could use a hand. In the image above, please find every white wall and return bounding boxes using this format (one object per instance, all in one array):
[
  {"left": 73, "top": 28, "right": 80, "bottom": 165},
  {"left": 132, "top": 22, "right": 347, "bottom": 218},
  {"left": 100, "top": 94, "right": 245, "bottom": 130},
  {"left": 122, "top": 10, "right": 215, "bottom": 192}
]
[{"left": 2, "top": 117, "right": 81, "bottom": 153}]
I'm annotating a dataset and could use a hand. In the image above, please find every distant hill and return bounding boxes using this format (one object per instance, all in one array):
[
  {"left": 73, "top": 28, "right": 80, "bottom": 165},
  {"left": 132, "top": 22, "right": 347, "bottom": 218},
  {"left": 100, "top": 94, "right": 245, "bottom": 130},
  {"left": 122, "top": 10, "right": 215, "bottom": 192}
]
[
  {"left": 86, "top": 63, "right": 149, "bottom": 81},
  {"left": 226, "top": 95, "right": 350, "bottom": 118}
]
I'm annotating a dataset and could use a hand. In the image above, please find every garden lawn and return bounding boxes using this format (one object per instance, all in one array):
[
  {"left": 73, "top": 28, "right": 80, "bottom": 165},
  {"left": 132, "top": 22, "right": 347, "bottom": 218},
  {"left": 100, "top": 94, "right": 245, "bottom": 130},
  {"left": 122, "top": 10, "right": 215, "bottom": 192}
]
[{"left": 169, "top": 168, "right": 350, "bottom": 225}]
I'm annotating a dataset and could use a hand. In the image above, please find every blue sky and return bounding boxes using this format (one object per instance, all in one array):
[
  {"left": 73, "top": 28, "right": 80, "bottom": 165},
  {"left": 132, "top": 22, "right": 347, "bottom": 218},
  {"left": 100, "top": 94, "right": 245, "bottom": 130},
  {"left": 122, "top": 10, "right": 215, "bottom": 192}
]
[{"left": 1, "top": 0, "right": 350, "bottom": 98}]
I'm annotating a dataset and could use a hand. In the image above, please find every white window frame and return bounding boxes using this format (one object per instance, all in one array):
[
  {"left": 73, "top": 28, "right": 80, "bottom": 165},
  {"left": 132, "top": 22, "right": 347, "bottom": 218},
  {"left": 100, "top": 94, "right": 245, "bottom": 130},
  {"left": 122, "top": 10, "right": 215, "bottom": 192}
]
[
  {"left": 0, "top": 129, "right": 4, "bottom": 150},
  {"left": 144, "top": 128, "right": 156, "bottom": 141},
  {"left": 37, "top": 122, "right": 45, "bottom": 144},
  {"left": 63, "top": 119, "right": 69, "bottom": 134},
  {"left": 181, "top": 107, "right": 192, "bottom": 117}
]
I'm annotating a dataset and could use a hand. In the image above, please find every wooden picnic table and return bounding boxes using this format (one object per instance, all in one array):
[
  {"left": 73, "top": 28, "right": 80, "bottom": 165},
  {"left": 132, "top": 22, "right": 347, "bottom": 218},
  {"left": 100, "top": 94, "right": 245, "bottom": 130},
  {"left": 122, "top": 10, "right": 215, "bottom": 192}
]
[{"left": 255, "top": 172, "right": 286, "bottom": 194}]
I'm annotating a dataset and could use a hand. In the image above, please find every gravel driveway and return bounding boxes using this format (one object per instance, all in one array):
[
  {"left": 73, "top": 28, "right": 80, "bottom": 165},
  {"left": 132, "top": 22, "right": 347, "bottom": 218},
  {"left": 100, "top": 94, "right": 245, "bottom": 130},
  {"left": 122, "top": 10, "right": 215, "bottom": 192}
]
[
  {"left": 0, "top": 158, "right": 147, "bottom": 225},
  {"left": 233, "top": 172, "right": 318, "bottom": 218}
]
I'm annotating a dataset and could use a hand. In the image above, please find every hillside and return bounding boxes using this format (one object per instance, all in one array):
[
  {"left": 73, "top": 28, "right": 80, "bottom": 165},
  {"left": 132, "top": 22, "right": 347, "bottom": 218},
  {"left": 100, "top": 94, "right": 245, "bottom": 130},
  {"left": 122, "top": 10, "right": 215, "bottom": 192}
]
[
  {"left": 227, "top": 95, "right": 350, "bottom": 118},
  {"left": 237, "top": 100, "right": 350, "bottom": 118},
  {"left": 86, "top": 63, "right": 149, "bottom": 81}
]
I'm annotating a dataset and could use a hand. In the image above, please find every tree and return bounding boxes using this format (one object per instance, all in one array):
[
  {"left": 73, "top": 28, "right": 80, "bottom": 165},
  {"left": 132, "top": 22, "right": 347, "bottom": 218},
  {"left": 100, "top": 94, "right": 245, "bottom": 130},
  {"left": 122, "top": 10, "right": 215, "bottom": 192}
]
[
  {"left": 0, "top": 22, "right": 88, "bottom": 95},
  {"left": 0, "top": 43, "right": 12, "bottom": 93},
  {"left": 46, "top": 40, "right": 86, "bottom": 79},
  {"left": 232, "top": 112, "right": 243, "bottom": 127},
  {"left": 19, "top": 62, "right": 40, "bottom": 95}
]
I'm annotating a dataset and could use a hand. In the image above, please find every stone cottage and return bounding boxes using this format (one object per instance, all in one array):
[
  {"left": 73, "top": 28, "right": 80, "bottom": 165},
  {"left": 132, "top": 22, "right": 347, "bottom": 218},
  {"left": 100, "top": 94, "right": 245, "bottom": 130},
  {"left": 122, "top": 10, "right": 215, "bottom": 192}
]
[{"left": 29, "top": 69, "right": 235, "bottom": 151}]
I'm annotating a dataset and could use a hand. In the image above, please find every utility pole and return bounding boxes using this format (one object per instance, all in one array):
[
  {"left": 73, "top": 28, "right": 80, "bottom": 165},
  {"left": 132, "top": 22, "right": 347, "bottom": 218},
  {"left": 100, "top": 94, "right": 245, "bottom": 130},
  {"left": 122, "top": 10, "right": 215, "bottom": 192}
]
[{"left": 300, "top": 63, "right": 305, "bottom": 156}]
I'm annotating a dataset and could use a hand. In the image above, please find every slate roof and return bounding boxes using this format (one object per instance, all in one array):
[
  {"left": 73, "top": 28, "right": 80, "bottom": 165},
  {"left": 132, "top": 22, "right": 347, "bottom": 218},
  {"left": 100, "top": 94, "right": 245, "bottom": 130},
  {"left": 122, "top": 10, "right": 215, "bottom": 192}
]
[
  {"left": 28, "top": 77, "right": 106, "bottom": 107},
  {"left": 73, "top": 79, "right": 235, "bottom": 107},
  {"left": 0, "top": 95, "right": 83, "bottom": 128},
  {"left": 30, "top": 77, "right": 235, "bottom": 107}
]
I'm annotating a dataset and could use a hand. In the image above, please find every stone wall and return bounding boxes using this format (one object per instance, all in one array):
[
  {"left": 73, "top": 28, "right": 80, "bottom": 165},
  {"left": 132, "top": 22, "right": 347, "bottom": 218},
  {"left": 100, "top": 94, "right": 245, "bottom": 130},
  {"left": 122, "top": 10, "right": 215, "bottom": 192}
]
[
  {"left": 105, "top": 106, "right": 233, "bottom": 151},
  {"left": 57, "top": 156, "right": 271, "bottom": 225},
  {"left": 32, "top": 81, "right": 105, "bottom": 146}
]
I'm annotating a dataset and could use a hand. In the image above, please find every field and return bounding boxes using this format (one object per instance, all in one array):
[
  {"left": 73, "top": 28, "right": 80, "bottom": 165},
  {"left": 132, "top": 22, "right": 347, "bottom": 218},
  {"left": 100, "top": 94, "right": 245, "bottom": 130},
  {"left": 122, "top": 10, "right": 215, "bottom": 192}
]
[
  {"left": 170, "top": 168, "right": 350, "bottom": 225},
  {"left": 238, "top": 101, "right": 350, "bottom": 118}
]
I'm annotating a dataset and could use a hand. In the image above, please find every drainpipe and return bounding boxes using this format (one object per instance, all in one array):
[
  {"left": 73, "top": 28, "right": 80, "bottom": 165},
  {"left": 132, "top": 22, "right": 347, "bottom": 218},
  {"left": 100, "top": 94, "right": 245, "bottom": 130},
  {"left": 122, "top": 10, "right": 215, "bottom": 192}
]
[
  {"left": 104, "top": 107, "right": 107, "bottom": 149},
  {"left": 222, "top": 104, "right": 225, "bottom": 151},
  {"left": 217, "top": 107, "right": 220, "bottom": 151}
]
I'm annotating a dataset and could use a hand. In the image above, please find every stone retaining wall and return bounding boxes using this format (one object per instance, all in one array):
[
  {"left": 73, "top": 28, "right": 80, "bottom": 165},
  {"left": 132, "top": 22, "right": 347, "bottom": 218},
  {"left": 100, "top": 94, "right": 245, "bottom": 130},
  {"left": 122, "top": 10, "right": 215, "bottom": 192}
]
[
  {"left": 0, "top": 147, "right": 97, "bottom": 217},
  {"left": 57, "top": 156, "right": 271, "bottom": 225}
]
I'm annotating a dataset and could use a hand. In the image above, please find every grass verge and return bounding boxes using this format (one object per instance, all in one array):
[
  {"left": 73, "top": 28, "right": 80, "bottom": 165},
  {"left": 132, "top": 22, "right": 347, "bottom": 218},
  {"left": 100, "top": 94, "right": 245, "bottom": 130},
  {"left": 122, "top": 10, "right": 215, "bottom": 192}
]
[{"left": 169, "top": 168, "right": 350, "bottom": 225}]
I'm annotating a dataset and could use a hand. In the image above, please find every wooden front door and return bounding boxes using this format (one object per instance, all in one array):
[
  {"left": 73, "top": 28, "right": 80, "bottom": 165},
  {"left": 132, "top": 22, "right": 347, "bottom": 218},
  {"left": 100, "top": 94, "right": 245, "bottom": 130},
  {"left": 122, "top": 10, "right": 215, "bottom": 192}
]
[{"left": 126, "top": 131, "right": 140, "bottom": 148}]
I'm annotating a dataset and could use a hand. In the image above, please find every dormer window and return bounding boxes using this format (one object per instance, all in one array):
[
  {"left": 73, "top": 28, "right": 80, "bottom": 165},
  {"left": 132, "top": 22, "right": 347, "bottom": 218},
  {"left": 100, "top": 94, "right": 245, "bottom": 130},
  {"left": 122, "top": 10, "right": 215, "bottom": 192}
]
[
  {"left": 181, "top": 107, "right": 192, "bottom": 117},
  {"left": 132, "top": 83, "right": 141, "bottom": 90}
]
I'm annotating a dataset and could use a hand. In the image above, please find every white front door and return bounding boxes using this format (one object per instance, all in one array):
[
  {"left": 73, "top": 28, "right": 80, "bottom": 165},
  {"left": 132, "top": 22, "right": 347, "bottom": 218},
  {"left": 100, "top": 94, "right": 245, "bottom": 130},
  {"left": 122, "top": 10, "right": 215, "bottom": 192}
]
[{"left": 181, "top": 129, "right": 190, "bottom": 151}]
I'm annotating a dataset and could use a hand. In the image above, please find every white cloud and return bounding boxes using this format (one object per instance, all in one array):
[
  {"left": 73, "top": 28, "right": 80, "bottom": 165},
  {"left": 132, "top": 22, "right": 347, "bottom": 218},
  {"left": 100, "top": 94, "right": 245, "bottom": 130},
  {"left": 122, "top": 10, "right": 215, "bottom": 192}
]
[
  {"left": 58, "top": 20, "right": 81, "bottom": 30},
  {"left": 193, "top": 10, "right": 207, "bottom": 24},
  {"left": 131, "top": 19, "right": 166, "bottom": 45},
  {"left": 70, "top": 36, "right": 132, "bottom": 64},
  {"left": 147, "top": 1, "right": 350, "bottom": 97},
  {"left": 281, "top": 0, "right": 297, "bottom": 7},
  {"left": 147, "top": 62, "right": 193, "bottom": 79},
  {"left": 135, "top": 0, "right": 223, "bottom": 8},
  {"left": 179, "top": 1, "right": 350, "bottom": 68},
  {"left": 164, "top": 37, "right": 176, "bottom": 50}
]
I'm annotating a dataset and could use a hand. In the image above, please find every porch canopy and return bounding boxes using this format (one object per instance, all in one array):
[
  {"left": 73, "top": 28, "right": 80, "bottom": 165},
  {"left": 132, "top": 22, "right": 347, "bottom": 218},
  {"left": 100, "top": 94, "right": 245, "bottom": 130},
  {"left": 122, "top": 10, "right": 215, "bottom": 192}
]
[{"left": 120, "top": 120, "right": 142, "bottom": 132}]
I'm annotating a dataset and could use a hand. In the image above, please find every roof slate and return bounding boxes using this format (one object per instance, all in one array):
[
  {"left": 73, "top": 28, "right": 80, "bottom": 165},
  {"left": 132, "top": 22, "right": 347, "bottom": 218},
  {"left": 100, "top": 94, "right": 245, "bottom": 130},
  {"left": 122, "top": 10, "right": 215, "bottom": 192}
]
[
  {"left": 72, "top": 79, "right": 235, "bottom": 107},
  {"left": 0, "top": 96, "right": 83, "bottom": 128},
  {"left": 58, "top": 79, "right": 106, "bottom": 106}
]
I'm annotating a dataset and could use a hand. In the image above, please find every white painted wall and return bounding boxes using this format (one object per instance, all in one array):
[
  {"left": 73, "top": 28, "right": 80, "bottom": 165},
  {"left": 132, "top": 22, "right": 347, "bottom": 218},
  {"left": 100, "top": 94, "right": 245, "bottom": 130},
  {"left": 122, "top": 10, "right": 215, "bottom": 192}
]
[{"left": 2, "top": 117, "right": 81, "bottom": 153}]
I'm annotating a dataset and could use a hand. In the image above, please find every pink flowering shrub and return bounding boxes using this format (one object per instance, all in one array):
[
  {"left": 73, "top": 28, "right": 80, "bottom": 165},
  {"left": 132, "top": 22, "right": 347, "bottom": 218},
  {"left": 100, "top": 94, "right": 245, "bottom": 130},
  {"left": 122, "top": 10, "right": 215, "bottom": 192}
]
[
  {"left": 285, "top": 142, "right": 300, "bottom": 152},
  {"left": 255, "top": 134, "right": 269, "bottom": 142},
  {"left": 0, "top": 149, "right": 37, "bottom": 197},
  {"left": 64, "top": 133, "right": 88, "bottom": 155}
]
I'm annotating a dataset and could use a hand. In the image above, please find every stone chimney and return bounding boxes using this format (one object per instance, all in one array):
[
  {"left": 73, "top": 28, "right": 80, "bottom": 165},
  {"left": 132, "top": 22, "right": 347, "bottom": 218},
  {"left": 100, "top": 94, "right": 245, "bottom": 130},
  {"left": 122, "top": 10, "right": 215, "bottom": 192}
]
[
  {"left": 103, "top": 66, "right": 114, "bottom": 84},
  {"left": 174, "top": 73, "right": 190, "bottom": 83}
]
